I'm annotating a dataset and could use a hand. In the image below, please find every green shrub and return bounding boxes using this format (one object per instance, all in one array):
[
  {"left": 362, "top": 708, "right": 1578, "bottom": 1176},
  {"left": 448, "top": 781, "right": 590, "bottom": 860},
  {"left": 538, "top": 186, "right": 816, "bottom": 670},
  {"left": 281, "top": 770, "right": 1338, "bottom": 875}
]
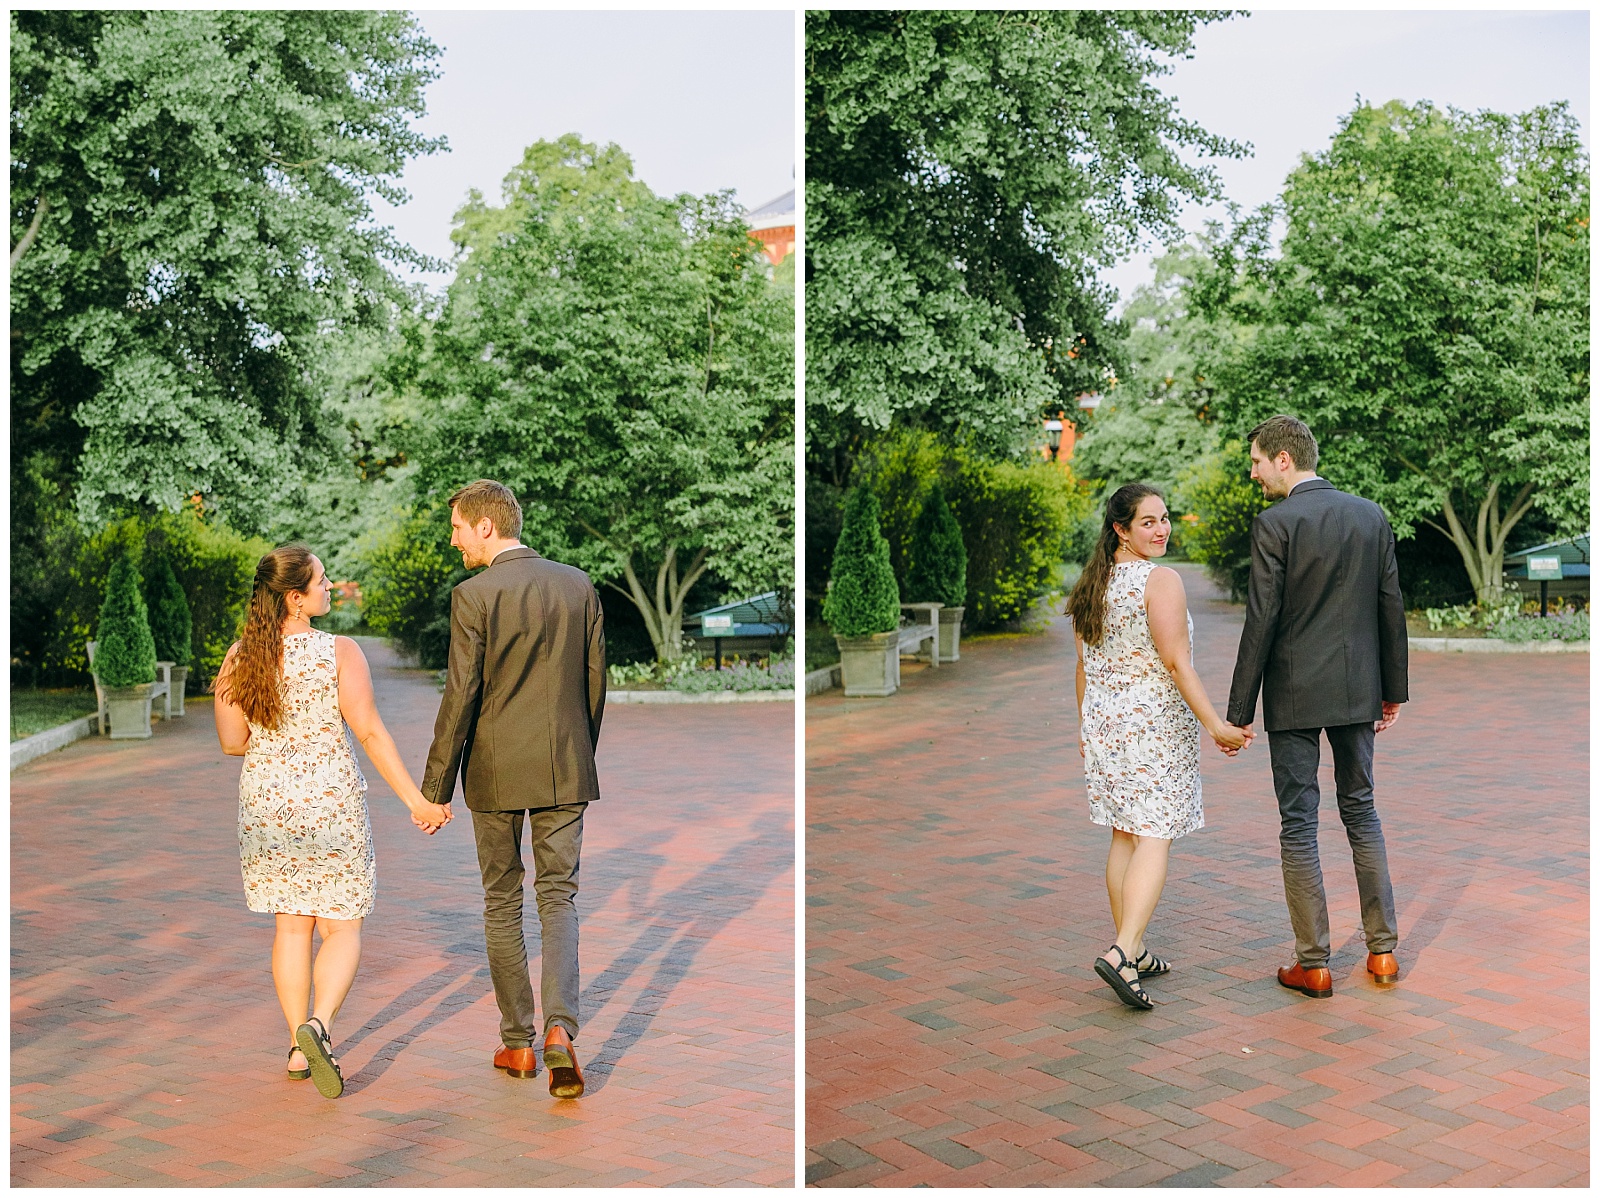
[
  {"left": 1174, "top": 441, "right": 1268, "bottom": 601},
  {"left": 822, "top": 489, "right": 901, "bottom": 638},
  {"left": 358, "top": 504, "right": 458, "bottom": 660},
  {"left": 94, "top": 555, "right": 158, "bottom": 688},
  {"left": 1488, "top": 610, "right": 1588, "bottom": 642},
  {"left": 859, "top": 430, "right": 1089, "bottom": 629},
  {"left": 904, "top": 484, "right": 967, "bottom": 609},
  {"left": 146, "top": 511, "right": 273, "bottom": 687},
  {"left": 143, "top": 553, "right": 193, "bottom": 667}
]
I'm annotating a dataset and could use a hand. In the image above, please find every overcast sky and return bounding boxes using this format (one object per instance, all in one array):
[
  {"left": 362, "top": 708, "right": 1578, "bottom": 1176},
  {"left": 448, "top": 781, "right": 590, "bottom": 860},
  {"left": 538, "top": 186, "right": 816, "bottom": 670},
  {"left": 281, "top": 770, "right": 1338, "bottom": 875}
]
[
  {"left": 1099, "top": 8, "right": 1591, "bottom": 310},
  {"left": 373, "top": 10, "right": 795, "bottom": 290}
]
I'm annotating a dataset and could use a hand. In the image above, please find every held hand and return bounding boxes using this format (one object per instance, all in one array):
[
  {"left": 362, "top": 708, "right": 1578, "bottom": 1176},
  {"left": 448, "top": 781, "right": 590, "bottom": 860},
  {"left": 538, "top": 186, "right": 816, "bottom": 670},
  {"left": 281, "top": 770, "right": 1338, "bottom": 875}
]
[
  {"left": 1375, "top": 702, "right": 1400, "bottom": 734},
  {"left": 1209, "top": 722, "right": 1254, "bottom": 755},
  {"left": 408, "top": 795, "right": 451, "bottom": 835}
]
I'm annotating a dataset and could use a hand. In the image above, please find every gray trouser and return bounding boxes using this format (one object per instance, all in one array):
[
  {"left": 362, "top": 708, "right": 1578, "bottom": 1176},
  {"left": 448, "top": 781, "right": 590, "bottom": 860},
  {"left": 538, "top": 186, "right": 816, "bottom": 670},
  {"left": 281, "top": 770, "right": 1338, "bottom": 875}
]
[
  {"left": 469, "top": 804, "right": 585, "bottom": 1047},
  {"left": 1268, "top": 723, "right": 1398, "bottom": 967}
]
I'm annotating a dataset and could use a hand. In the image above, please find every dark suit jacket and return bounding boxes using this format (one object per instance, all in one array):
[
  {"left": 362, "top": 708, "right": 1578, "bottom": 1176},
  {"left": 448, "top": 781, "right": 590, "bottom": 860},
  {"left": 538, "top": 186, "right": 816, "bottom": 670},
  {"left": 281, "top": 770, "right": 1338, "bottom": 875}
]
[
  {"left": 1227, "top": 479, "right": 1408, "bottom": 733},
  {"left": 421, "top": 547, "right": 606, "bottom": 811}
]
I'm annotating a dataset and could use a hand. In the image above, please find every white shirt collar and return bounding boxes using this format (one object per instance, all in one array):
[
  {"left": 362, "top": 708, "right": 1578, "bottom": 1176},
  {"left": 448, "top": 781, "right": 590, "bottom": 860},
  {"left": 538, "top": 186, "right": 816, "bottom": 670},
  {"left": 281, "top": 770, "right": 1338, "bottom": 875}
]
[
  {"left": 1288, "top": 475, "right": 1324, "bottom": 495},
  {"left": 489, "top": 544, "right": 524, "bottom": 563}
]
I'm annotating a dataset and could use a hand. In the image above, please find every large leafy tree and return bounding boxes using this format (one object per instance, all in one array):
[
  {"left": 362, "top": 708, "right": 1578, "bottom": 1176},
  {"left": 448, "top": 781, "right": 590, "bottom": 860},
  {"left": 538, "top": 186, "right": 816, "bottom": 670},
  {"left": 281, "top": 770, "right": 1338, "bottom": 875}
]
[
  {"left": 10, "top": 9, "right": 443, "bottom": 530},
  {"left": 408, "top": 138, "right": 794, "bottom": 662},
  {"left": 1200, "top": 100, "right": 1590, "bottom": 601},
  {"left": 805, "top": 9, "right": 1246, "bottom": 486}
]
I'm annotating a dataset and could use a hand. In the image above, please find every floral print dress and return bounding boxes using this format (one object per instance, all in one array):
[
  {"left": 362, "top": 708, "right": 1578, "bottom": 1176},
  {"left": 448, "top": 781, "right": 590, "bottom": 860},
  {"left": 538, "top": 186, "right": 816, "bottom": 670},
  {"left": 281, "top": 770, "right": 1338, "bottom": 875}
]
[
  {"left": 1080, "top": 559, "right": 1203, "bottom": 840},
  {"left": 239, "top": 630, "right": 375, "bottom": 918}
]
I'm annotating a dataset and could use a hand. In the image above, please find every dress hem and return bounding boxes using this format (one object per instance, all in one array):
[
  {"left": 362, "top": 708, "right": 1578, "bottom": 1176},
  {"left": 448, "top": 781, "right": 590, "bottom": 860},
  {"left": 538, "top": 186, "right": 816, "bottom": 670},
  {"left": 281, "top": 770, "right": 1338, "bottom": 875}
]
[{"left": 1087, "top": 811, "right": 1203, "bottom": 842}]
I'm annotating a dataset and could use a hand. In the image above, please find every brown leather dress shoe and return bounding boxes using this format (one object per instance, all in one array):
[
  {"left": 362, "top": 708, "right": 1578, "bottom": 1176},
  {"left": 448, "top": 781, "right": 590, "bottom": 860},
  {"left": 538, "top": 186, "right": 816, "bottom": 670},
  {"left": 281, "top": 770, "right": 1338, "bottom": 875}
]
[
  {"left": 1277, "top": 962, "right": 1333, "bottom": 998},
  {"left": 493, "top": 1045, "right": 538, "bottom": 1079},
  {"left": 1366, "top": 952, "right": 1400, "bottom": 985},
  {"left": 543, "top": 1025, "right": 584, "bottom": 1099}
]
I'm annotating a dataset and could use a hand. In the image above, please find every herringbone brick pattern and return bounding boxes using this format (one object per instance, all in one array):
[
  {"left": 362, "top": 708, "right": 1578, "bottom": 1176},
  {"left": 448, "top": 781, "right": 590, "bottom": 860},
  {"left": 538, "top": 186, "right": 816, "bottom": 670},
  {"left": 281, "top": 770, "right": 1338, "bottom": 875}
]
[
  {"left": 806, "top": 564, "right": 1586, "bottom": 1186},
  {"left": 13, "top": 639, "right": 794, "bottom": 1186}
]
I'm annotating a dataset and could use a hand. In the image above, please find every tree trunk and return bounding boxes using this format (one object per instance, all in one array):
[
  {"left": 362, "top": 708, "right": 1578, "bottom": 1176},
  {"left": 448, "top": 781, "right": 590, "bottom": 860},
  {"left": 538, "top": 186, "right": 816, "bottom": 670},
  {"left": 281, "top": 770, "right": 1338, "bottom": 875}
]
[
  {"left": 1423, "top": 477, "right": 1537, "bottom": 606},
  {"left": 609, "top": 543, "right": 711, "bottom": 663}
]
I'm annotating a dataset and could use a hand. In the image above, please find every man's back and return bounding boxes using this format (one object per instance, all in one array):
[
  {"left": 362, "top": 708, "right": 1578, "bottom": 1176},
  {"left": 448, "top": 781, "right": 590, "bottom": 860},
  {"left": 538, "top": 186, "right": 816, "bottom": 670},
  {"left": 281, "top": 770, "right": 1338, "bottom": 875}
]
[
  {"left": 421, "top": 547, "right": 606, "bottom": 811},
  {"left": 1227, "top": 480, "right": 1408, "bottom": 732}
]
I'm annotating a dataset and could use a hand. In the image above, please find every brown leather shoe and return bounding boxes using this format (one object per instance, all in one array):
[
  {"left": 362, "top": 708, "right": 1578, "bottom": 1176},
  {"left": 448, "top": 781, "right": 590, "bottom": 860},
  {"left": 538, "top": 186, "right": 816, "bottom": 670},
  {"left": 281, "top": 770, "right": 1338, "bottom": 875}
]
[
  {"left": 1277, "top": 962, "right": 1333, "bottom": 998},
  {"left": 1366, "top": 952, "right": 1400, "bottom": 985},
  {"left": 543, "top": 1025, "right": 584, "bottom": 1099},
  {"left": 493, "top": 1045, "right": 538, "bottom": 1079}
]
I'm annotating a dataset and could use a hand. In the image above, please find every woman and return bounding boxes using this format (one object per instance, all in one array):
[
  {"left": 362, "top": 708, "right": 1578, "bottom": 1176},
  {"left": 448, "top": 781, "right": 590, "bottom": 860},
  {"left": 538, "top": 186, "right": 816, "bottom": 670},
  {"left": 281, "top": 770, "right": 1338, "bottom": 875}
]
[
  {"left": 213, "top": 543, "right": 450, "bottom": 1098},
  {"left": 1066, "top": 484, "right": 1252, "bottom": 1010}
]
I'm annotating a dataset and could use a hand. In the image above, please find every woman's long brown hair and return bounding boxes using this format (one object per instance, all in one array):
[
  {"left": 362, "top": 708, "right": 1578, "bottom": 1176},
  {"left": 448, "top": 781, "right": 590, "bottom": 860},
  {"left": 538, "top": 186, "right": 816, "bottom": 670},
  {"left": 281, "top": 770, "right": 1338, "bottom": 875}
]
[
  {"left": 215, "top": 542, "right": 316, "bottom": 730},
  {"left": 1065, "top": 483, "right": 1164, "bottom": 647}
]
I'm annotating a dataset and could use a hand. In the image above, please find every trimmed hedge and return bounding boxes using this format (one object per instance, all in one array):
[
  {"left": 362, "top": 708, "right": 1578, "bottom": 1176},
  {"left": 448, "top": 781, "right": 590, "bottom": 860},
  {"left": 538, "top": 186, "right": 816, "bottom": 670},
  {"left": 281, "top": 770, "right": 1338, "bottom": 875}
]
[
  {"left": 822, "top": 488, "right": 901, "bottom": 638},
  {"left": 95, "top": 555, "right": 158, "bottom": 688},
  {"left": 1173, "top": 441, "right": 1267, "bottom": 601},
  {"left": 904, "top": 484, "right": 967, "bottom": 609}
]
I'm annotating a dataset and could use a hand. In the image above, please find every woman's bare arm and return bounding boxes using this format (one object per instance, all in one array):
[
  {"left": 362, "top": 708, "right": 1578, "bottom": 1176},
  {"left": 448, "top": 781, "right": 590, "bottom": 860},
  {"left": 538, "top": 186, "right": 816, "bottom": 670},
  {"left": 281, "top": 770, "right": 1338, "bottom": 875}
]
[
  {"left": 334, "top": 637, "right": 450, "bottom": 831},
  {"left": 1145, "top": 567, "right": 1252, "bottom": 752},
  {"left": 213, "top": 643, "right": 251, "bottom": 756}
]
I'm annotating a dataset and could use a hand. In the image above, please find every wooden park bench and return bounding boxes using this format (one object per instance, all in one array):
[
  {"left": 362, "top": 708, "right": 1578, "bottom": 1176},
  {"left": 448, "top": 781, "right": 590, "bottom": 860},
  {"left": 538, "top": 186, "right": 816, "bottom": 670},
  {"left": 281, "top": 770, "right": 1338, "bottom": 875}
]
[
  {"left": 898, "top": 602, "right": 942, "bottom": 668},
  {"left": 87, "top": 640, "right": 172, "bottom": 735}
]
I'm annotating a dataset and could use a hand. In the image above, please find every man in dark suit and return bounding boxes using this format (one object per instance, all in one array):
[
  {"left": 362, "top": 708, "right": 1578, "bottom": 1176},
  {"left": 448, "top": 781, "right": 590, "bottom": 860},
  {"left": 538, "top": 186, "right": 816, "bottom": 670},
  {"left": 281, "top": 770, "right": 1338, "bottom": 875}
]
[
  {"left": 421, "top": 479, "right": 606, "bottom": 1097},
  {"left": 1227, "top": 416, "right": 1408, "bottom": 999}
]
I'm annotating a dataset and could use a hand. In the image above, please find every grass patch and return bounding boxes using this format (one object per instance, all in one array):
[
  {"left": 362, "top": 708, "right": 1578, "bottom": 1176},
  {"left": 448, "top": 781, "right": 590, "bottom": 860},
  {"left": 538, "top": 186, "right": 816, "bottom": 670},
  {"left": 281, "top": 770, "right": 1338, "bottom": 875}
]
[{"left": 11, "top": 689, "right": 98, "bottom": 742}]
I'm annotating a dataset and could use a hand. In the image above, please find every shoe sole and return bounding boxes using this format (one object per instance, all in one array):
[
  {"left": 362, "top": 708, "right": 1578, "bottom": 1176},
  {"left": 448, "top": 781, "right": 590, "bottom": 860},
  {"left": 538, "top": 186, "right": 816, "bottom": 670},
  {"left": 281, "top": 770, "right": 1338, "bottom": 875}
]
[
  {"left": 494, "top": 1063, "right": 538, "bottom": 1079},
  {"left": 1369, "top": 972, "right": 1400, "bottom": 985},
  {"left": 1093, "top": 957, "right": 1153, "bottom": 1010},
  {"left": 295, "top": 1023, "right": 345, "bottom": 1099},
  {"left": 1278, "top": 976, "right": 1333, "bottom": 999},
  {"left": 543, "top": 1045, "right": 585, "bottom": 1097}
]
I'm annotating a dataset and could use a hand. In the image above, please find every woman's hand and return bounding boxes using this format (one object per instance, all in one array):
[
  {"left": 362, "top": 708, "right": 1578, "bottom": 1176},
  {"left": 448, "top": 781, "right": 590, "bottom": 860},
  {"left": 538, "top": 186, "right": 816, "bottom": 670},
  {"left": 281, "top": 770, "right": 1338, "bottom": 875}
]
[
  {"left": 406, "top": 794, "right": 452, "bottom": 834},
  {"left": 1208, "top": 722, "right": 1254, "bottom": 754}
]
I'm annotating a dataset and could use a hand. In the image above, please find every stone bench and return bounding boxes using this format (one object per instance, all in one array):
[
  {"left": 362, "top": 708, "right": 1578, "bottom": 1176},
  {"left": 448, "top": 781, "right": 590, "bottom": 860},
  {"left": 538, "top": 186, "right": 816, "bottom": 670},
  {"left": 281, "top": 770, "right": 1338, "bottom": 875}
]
[
  {"left": 86, "top": 641, "right": 171, "bottom": 737},
  {"left": 897, "top": 603, "right": 942, "bottom": 668}
]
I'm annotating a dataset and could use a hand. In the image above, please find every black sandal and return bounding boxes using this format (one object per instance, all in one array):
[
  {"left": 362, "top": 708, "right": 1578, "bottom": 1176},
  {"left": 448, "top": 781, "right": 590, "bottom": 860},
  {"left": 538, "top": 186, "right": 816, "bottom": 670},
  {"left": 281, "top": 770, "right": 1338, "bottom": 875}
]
[
  {"left": 1094, "top": 945, "right": 1154, "bottom": 1010},
  {"left": 295, "top": 1017, "right": 344, "bottom": 1099},
  {"left": 1133, "top": 948, "right": 1171, "bottom": 978},
  {"left": 286, "top": 1045, "right": 310, "bottom": 1081}
]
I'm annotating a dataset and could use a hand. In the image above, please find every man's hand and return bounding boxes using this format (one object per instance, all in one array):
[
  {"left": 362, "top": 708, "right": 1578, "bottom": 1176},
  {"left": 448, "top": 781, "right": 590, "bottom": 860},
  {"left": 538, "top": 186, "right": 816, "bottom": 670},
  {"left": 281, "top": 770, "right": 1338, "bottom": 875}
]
[
  {"left": 411, "top": 800, "right": 453, "bottom": 834},
  {"left": 1375, "top": 702, "right": 1401, "bottom": 734}
]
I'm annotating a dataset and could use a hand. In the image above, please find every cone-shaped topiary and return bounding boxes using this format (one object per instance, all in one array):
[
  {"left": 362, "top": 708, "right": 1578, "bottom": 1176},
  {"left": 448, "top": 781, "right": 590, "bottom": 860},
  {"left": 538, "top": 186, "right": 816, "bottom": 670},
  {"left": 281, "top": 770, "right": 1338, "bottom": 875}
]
[
  {"left": 144, "top": 553, "right": 193, "bottom": 666},
  {"left": 904, "top": 484, "right": 967, "bottom": 609},
  {"left": 823, "top": 488, "right": 901, "bottom": 638},
  {"left": 95, "top": 555, "right": 158, "bottom": 688}
]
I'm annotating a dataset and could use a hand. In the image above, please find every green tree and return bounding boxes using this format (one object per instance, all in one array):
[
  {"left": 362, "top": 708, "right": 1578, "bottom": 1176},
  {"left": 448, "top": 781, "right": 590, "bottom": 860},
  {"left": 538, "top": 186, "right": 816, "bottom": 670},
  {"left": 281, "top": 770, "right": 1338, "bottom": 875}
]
[
  {"left": 1173, "top": 441, "right": 1268, "bottom": 601},
  {"left": 406, "top": 138, "right": 794, "bottom": 662},
  {"left": 143, "top": 553, "right": 192, "bottom": 667},
  {"left": 1199, "top": 100, "right": 1590, "bottom": 602},
  {"left": 805, "top": 9, "right": 1246, "bottom": 485},
  {"left": 1071, "top": 240, "right": 1235, "bottom": 499},
  {"left": 904, "top": 485, "right": 967, "bottom": 609},
  {"left": 10, "top": 10, "right": 444, "bottom": 530},
  {"left": 93, "top": 555, "right": 157, "bottom": 688},
  {"left": 822, "top": 489, "right": 901, "bottom": 638}
]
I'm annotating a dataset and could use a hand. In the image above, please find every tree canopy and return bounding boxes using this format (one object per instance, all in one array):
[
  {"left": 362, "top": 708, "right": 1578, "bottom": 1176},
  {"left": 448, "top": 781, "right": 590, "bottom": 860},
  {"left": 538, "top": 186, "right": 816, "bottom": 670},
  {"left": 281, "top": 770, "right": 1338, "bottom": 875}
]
[
  {"left": 10, "top": 9, "right": 444, "bottom": 530},
  {"left": 405, "top": 138, "right": 795, "bottom": 661},
  {"left": 1198, "top": 99, "right": 1590, "bottom": 600},
  {"left": 805, "top": 9, "right": 1246, "bottom": 482}
]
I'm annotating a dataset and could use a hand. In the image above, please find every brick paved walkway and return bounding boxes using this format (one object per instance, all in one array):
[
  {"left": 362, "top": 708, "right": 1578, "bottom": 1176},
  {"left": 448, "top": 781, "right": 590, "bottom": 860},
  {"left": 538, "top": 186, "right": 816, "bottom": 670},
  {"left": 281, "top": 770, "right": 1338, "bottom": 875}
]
[
  {"left": 806, "top": 564, "right": 1587, "bottom": 1187},
  {"left": 13, "top": 640, "right": 794, "bottom": 1187}
]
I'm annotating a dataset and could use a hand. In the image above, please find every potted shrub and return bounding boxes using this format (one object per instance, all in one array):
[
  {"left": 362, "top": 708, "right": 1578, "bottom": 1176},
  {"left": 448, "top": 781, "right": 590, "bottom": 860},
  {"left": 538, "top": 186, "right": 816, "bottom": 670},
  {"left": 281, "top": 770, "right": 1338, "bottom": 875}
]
[
  {"left": 823, "top": 489, "right": 902, "bottom": 696},
  {"left": 145, "top": 553, "right": 192, "bottom": 716},
  {"left": 905, "top": 483, "right": 967, "bottom": 662},
  {"left": 96, "top": 555, "right": 160, "bottom": 739}
]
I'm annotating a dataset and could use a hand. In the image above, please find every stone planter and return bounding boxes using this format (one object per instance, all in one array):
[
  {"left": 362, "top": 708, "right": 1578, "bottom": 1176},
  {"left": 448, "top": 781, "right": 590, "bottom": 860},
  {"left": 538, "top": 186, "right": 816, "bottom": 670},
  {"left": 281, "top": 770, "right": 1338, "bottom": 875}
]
[
  {"left": 167, "top": 665, "right": 189, "bottom": 716},
  {"left": 105, "top": 682, "right": 158, "bottom": 740},
  {"left": 836, "top": 630, "right": 899, "bottom": 697},
  {"left": 937, "top": 606, "right": 965, "bottom": 662}
]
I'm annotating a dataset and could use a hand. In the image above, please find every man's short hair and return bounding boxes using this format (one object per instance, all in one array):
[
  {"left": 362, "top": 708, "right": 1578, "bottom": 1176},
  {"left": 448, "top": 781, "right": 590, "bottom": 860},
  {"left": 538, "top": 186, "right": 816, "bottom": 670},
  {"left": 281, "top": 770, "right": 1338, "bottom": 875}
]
[
  {"left": 449, "top": 479, "right": 523, "bottom": 540},
  {"left": 1248, "top": 415, "right": 1319, "bottom": 472}
]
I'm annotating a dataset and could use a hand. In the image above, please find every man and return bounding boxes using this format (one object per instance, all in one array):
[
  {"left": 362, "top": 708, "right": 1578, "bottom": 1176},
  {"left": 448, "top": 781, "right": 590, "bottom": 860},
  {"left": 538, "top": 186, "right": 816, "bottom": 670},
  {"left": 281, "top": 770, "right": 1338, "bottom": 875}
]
[
  {"left": 1227, "top": 416, "right": 1407, "bottom": 999},
  {"left": 421, "top": 479, "right": 606, "bottom": 1096}
]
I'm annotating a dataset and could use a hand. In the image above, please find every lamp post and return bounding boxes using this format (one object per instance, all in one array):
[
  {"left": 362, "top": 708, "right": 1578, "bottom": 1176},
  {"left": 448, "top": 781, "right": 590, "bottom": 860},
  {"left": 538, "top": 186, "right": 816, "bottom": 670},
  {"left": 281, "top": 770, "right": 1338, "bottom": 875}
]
[{"left": 1044, "top": 419, "right": 1063, "bottom": 461}]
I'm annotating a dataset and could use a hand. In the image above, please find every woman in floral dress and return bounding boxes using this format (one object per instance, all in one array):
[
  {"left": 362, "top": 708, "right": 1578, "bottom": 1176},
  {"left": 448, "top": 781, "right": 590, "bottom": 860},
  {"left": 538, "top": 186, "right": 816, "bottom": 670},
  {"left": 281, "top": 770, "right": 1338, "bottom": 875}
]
[
  {"left": 1066, "top": 484, "right": 1253, "bottom": 1010},
  {"left": 213, "top": 543, "right": 450, "bottom": 1097}
]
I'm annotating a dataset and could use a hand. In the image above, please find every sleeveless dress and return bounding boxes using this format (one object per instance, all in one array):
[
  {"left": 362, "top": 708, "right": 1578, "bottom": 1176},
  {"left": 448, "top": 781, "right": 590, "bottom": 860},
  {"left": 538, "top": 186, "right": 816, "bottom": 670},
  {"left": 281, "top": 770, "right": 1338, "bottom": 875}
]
[
  {"left": 238, "top": 630, "right": 375, "bottom": 918},
  {"left": 1079, "top": 559, "right": 1204, "bottom": 840}
]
